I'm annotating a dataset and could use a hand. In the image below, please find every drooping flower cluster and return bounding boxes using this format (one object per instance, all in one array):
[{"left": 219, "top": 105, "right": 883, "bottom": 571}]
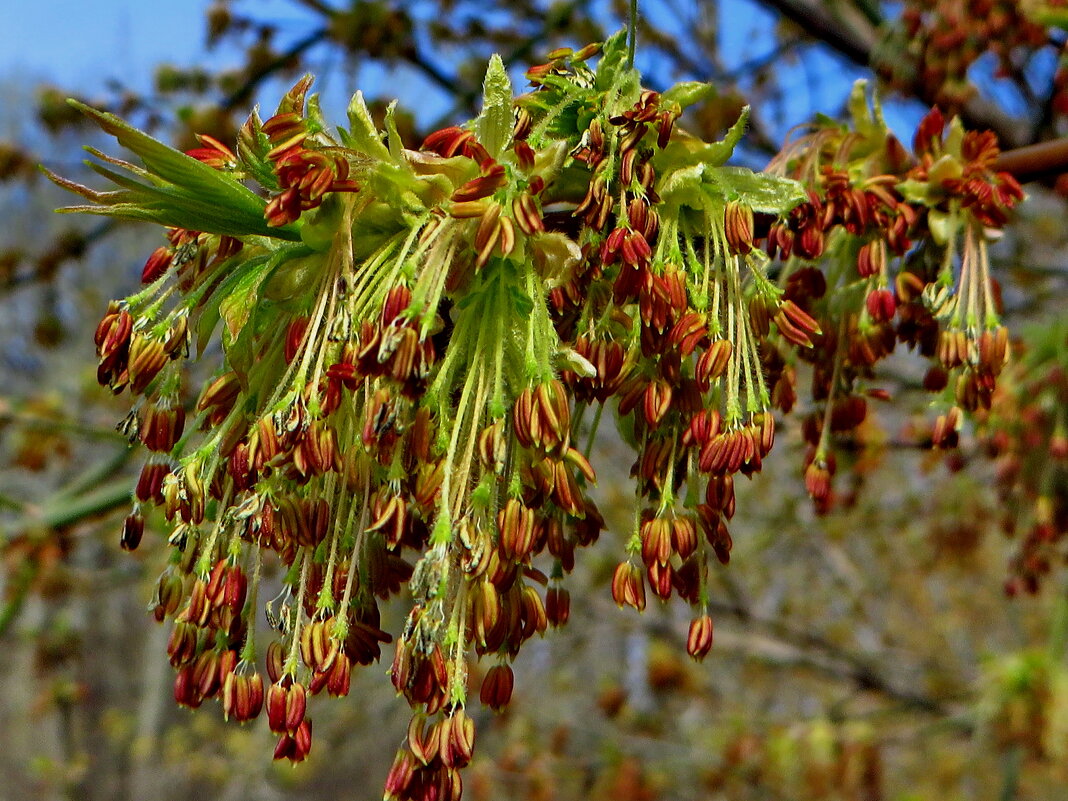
[
  {"left": 979, "top": 321, "right": 1068, "bottom": 595},
  {"left": 762, "top": 83, "right": 1023, "bottom": 511},
  {"left": 54, "top": 33, "right": 1026, "bottom": 800}
]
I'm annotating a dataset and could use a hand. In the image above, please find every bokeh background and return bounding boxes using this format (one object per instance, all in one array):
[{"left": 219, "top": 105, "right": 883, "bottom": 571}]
[{"left": 2, "top": 2, "right": 1068, "bottom": 800}]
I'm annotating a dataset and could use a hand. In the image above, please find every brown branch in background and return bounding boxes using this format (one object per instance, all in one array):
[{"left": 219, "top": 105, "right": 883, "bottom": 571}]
[
  {"left": 755, "top": 0, "right": 1030, "bottom": 148},
  {"left": 1, "top": 219, "right": 114, "bottom": 292},
  {"left": 994, "top": 138, "right": 1068, "bottom": 183},
  {"left": 761, "top": 0, "right": 874, "bottom": 66},
  {"left": 643, "top": 600, "right": 958, "bottom": 718},
  {"left": 221, "top": 27, "right": 330, "bottom": 111},
  {"left": 292, "top": 0, "right": 335, "bottom": 14}
]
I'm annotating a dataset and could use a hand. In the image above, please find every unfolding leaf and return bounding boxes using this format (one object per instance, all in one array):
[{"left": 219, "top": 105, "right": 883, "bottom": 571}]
[
  {"left": 220, "top": 260, "right": 275, "bottom": 348},
  {"left": 656, "top": 164, "right": 711, "bottom": 209},
  {"left": 656, "top": 106, "right": 751, "bottom": 173},
  {"left": 343, "top": 91, "right": 393, "bottom": 162},
  {"left": 706, "top": 167, "right": 806, "bottom": 215},
  {"left": 192, "top": 253, "right": 271, "bottom": 355},
  {"left": 660, "top": 81, "right": 715, "bottom": 111},
  {"left": 383, "top": 101, "right": 407, "bottom": 162},
  {"left": 48, "top": 102, "right": 302, "bottom": 240},
  {"left": 72, "top": 103, "right": 280, "bottom": 222},
  {"left": 846, "top": 80, "right": 888, "bottom": 144},
  {"left": 594, "top": 30, "right": 632, "bottom": 91},
  {"left": 476, "top": 54, "right": 513, "bottom": 161}
]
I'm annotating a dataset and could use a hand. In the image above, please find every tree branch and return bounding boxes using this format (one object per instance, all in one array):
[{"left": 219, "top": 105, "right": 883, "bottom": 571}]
[
  {"left": 700, "top": 598, "right": 956, "bottom": 715},
  {"left": 756, "top": 0, "right": 1030, "bottom": 147},
  {"left": 221, "top": 28, "right": 330, "bottom": 112},
  {"left": 994, "top": 137, "right": 1068, "bottom": 183}
]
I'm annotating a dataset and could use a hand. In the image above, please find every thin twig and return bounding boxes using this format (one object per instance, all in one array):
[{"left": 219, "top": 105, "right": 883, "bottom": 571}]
[
  {"left": 627, "top": 0, "right": 638, "bottom": 69},
  {"left": 221, "top": 28, "right": 330, "bottom": 111},
  {"left": 994, "top": 137, "right": 1068, "bottom": 183}
]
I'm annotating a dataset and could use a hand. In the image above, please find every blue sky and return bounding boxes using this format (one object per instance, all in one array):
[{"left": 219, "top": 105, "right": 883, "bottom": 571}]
[
  {"left": 0, "top": 0, "right": 935, "bottom": 160},
  {"left": 3, "top": 2, "right": 215, "bottom": 94},
  {"left": 1, "top": 1, "right": 463, "bottom": 141}
]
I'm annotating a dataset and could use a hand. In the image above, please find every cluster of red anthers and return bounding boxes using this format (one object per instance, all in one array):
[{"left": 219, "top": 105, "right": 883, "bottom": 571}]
[
  {"left": 533, "top": 79, "right": 776, "bottom": 627},
  {"left": 912, "top": 110, "right": 1024, "bottom": 225},
  {"left": 260, "top": 109, "right": 360, "bottom": 226},
  {"left": 93, "top": 59, "right": 605, "bottom": 792},
  {"left": 759, "top": 102, "right": 1023, "bottom": 513},
  {"left": 93, "top": 103, "right": 390, "bottom": 767}
]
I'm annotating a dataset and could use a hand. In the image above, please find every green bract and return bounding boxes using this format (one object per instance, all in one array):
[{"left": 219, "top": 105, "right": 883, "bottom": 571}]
[{"left": 47, "top": 103, "right": 302, "bottom": 240}]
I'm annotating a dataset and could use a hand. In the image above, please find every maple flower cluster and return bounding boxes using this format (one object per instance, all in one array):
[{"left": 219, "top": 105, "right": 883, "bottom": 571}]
[
  {"left": 53, "top": 32, "right": 1024, "bottom": 800},
  {"left": 762, "top": 85, "right": 1023, "bottom": 511}
]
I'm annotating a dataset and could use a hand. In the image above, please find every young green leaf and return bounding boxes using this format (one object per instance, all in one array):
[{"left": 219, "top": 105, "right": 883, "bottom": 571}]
[
  {"left": 342, "top": 91, "right": 393, "bottom": 162},
  {"left": 51, "top": 102, "right": 302, "bottom": 240},
  {"left": 476, "top": 54, "right": 514, "bottom": 160},
  {"left": 660, "top": 81, "right": 716, "bottom": 112},
  {"left": 707, "top": 167, "right": 806, "bottom": 215},
  {"left": 594, "top": 30, "right": 632, "bottom": 91},
  {"left": 655, "top": 106, "right": 751, "bottom": 173}
]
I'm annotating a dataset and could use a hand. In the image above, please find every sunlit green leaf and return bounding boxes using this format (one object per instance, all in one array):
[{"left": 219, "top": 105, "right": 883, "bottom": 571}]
[
  {"left": 594, "top": 30, "right": 631, "bottom": 91},
  {"left": 191, "top": 253, "right": 270, "bottom": 355},
  {"left": 220, "top": 259, "right": 275, "bottom": 348},
  {"left": 476, "top": 54, "right": 513, "bottom": 160},
  {"left": 707, "top": 167, "right": 806, "bottom": 215},
  {"left": 342, "top": 91, "right": 393, "bottom": 162},
  {"left": 660, "top": 81, "right": 715, "bottom": 111},
  {"left": 49, "top": 102, "right": 302, "bottom": 240},
  {"left": 656, "top": 106, "right": 751, "bottom": 174}
]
